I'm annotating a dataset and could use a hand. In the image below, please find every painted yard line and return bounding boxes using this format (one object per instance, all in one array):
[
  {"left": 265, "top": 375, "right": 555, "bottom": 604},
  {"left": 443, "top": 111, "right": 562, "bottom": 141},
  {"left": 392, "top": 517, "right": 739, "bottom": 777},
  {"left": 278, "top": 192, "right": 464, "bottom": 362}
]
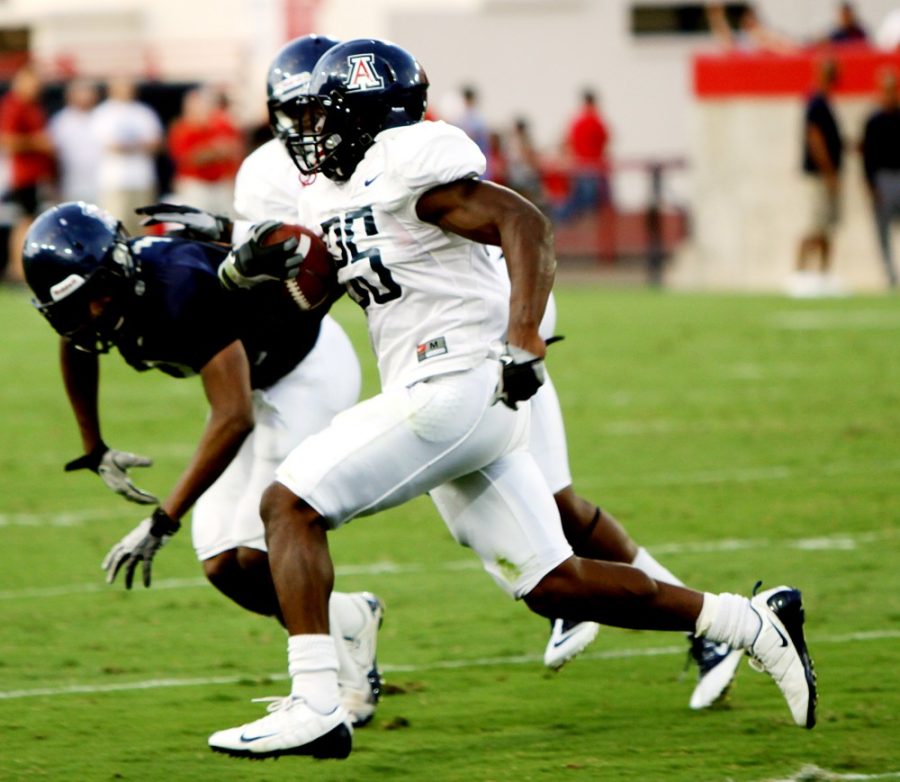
[
  {"left": 590, "top": 459, "right": 900, "bottom": 490},
  {"left": 0, "top": 530, "right": 891, "bottom": 602},
  {"left": 771, "top": 309, "right": 900, "bottom": 331},
  {"left": 5, "top": 460, "right": 900, "bottom": 531},
  {"left": 0, "top": 507, "right": 125, "bottom": 528},
  {"left": 0, "top": 628, "right": 897, "bottom": 702},
  {"left": 766, "top": 766, "right": 900, "bottom": 782}
]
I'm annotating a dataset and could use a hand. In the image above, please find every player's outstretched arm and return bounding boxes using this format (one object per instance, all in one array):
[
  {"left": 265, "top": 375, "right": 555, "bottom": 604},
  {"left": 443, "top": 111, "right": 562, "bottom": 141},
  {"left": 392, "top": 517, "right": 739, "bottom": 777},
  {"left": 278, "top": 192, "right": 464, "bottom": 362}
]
[
  {"left": 102, "top": 340, "right": 255, "bottom": 589},
  {"left": 416, "top": 178, "right": 556, "bottom": 357},
  {"left": 60, "top": 338, "right": 159, "bottom": 504},
  {"left": 158, "top": 340, "right": 255, "bottom": 522}
]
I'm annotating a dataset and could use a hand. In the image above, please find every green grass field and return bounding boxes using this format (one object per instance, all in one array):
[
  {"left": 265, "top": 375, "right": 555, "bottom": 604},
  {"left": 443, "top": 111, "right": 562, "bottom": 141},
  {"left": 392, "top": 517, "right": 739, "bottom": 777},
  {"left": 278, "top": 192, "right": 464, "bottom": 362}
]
[{"left": 0, "top": 283, "right": 898, "bottom": 782}]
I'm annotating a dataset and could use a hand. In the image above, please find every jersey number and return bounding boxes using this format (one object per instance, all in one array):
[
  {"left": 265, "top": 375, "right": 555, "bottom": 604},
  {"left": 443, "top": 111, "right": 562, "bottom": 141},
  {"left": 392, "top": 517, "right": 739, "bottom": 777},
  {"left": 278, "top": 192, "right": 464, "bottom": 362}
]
[{"left": 322, "top": 206, "right": 401, "bottom": 308}]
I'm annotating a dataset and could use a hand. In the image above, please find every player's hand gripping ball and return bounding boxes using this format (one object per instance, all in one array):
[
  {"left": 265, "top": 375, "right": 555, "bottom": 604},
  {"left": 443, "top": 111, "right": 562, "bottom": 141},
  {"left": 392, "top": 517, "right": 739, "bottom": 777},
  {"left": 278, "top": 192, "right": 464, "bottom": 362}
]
[
  {"left": 265, "top": 224, "right": 339, "bottom": 311},
  {"left": 218, "top": 220, "right": 339, "bottom": 310}
]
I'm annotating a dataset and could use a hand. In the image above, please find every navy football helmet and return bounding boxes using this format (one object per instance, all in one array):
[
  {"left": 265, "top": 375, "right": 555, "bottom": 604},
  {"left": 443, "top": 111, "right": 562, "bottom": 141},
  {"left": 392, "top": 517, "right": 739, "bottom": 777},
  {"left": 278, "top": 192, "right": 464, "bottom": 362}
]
[
  {"left": 283, "top": 38, "right": 429, "bottom": 181},
  {"left": 23, "top": 202, "right": 135, "bottom": 353},
  {"left": 267, "top": 34, "right": 341, "bottom": 143}
]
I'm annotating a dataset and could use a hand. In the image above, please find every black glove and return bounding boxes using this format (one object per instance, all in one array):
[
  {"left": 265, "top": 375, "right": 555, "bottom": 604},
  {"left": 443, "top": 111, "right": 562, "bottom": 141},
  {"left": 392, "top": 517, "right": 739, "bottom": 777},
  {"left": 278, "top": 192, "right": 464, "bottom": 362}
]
[
  {"left": 494, "top": 336, "right": 563, "bottom": 410},
  {"left": 65, "top": 442, "right": 158, "bottom": 505},
  {"left": 218, "top": 220, "right": 307, "bottom": 290},
  {"left": 101, "top": 507, "right": 181, "bottom": 589},
  {"left": 135, "top": 202, "right": 233, "bottom": 242}
]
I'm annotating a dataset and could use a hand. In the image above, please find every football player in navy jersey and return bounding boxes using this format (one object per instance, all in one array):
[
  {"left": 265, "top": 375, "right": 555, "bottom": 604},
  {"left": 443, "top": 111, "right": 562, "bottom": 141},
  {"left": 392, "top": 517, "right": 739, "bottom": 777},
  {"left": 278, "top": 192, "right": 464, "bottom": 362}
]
[
  {"left": 23, "top": 201, "right": 384, "bottom": 727},
  {"left": 203, "top": 39, "right": 816, "bottom": 759}
]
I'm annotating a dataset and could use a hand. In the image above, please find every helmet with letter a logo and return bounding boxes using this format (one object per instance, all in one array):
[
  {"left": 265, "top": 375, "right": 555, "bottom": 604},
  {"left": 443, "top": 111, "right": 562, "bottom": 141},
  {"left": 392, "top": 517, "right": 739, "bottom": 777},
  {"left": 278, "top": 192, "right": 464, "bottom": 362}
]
[{"left": 285, "top": 38, "right": 429, "bottom": 181}]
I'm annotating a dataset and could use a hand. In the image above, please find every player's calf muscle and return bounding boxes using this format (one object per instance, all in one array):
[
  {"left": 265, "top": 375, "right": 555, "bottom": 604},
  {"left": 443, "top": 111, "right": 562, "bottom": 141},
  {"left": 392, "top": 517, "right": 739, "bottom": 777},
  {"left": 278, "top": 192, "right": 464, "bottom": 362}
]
[{"left": 524, "top": 557, "right": 660, "bottom": 620}]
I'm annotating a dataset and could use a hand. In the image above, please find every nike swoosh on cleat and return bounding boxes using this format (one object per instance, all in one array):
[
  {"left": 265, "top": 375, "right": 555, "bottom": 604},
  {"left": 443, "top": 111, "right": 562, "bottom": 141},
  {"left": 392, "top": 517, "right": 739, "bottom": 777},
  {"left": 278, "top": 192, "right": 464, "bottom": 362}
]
[
  {"left": 239, "top": 731, "right": 280, "bottom": 743},
  {"left": 551, "top": 627, "right": 585, "bottom": 649},
  {"left": 364, "top": 174, "right": 382, "bottom": 186},
  {"left": 769, "top": 619, "right": 789, "bottom": 648}
]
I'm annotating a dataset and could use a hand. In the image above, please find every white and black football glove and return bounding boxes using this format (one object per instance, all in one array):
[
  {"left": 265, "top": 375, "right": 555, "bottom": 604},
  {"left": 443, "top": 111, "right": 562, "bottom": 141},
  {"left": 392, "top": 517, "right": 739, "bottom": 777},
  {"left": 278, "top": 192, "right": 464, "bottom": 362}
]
[
  {"left": 218, "top": 220, "right": 306, "bottom": 290},
  {"left": 493, "top": 336, "right": 563, "bottom": 410},
  {"left": 135, "top": 202, "right": 233, "bottom": 243},
  {"left": 102, "top": 508, "right": 181, "bottom": 589},
  {"left": 65, "top": 443, "right": 158, "bottom": 505}
]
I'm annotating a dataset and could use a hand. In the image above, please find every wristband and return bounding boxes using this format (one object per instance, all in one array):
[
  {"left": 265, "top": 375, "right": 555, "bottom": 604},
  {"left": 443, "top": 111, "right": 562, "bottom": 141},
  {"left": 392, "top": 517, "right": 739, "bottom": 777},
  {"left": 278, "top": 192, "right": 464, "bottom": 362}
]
[{"left": 150, "top": 507, "right": 181, "bottom": 537}]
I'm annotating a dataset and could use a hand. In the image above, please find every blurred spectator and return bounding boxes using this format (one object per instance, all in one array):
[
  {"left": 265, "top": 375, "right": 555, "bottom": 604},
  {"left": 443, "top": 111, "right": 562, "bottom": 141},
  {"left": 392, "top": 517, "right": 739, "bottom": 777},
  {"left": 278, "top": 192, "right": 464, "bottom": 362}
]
[
  {"left": 875, "top": 8, "right": 900, "bottom": 52},
  {"left": 861, "top": 68, "right": 900, "bottom": 288},
  {"left": 91, "top": 77, "right": 163, "bottom": 234},
  {"left": 506, "top": 118, "right": 544, "bottom": 208},
  {"left": 793, "top": 58, "right": 843, "bottom": 296},
  {"left": 486, "top": 131, "right": 507, "bottom": 186},
  {"left": 454, "top": 86, "right": 491, "bottom": 174},
  {"left": 48, "top": 80, "right": 101, "bottom": 203},
  {"left": 167, "top": 87, "right": 242, "bottom": 216},
  {"left": 827, "top": 2, "right": 868, "bottom": 44},
  {"left": 555, "top": 89, "right": 610, "bottom": 223},
  {"left": 705, "top": 3, "right": 797, "bottom": 54},
  {"left": 0, "top": 65, "right": 54, "bottom": 283}
]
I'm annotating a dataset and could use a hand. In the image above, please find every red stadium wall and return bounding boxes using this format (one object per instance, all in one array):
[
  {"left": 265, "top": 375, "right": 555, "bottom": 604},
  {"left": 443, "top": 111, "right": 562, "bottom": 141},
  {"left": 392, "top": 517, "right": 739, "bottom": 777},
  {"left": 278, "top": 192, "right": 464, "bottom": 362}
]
[{"left": 670, "top": 47, "right": 900, "bottom": 292}]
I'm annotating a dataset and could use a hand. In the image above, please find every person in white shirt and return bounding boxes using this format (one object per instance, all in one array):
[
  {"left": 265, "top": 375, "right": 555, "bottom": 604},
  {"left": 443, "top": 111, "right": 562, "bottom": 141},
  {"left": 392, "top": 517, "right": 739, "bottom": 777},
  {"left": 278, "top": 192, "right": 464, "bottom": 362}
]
[
  {"left": 48, "top": 80, "right": 101, "bottom": 203},
  {"left": 91, "top": 77, "right": 162, "bottom": 234}
]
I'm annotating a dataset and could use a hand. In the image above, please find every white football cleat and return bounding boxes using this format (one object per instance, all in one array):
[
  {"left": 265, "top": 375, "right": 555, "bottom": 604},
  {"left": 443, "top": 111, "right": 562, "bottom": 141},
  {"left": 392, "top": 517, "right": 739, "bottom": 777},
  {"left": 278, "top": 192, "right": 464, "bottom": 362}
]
[
  {"left": 747, "top": 585, "right": 817, "bottom": 729},
  {"left": 208, "top": 695, "right": 352, "bottom": 759},
  {"left": 340, "top": 592, "right": 384, "bottom": 727},
  {"left": 688, "top": 636, "right": 743, "bottom": 710},
  {"left": 543, "top": 618, "right": 600, "bottom": 670}
]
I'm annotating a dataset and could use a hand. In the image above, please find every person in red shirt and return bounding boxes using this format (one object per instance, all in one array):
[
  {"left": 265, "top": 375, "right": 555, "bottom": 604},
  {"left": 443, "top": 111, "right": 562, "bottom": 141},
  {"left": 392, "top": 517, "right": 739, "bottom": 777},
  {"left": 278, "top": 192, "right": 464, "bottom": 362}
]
[
  {"left": 0, "top": 65, "right": 55, "bottom": 283},
  {"left": 167, "top": 87, "right": 243, "bottom": 216},
  {"left": 555, "top": 90, "right": 611, "bottom": 222}
]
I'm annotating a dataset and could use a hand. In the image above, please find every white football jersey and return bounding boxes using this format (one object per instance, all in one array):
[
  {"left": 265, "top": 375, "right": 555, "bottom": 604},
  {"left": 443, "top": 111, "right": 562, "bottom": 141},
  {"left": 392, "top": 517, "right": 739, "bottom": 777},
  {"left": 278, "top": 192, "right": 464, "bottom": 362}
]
[{"left": 294, "top": 120, "right": 510, "bottom": 389}]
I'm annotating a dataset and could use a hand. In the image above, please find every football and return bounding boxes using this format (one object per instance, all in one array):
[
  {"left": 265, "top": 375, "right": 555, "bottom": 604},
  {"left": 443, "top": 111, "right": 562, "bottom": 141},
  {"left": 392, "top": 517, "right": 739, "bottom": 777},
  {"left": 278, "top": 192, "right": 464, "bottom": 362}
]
[{"left": 262, "top": 223, "right": 339, "bottom": 311}]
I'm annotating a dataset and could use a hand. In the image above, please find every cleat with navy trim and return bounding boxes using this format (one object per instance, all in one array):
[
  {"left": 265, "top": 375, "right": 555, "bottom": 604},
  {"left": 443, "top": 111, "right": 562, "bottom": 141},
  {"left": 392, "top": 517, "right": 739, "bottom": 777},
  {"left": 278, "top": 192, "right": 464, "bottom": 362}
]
[
  {"left": 340, "top": 592, "right": 384, "bottom": 727},
  {"left": 747, "top": 584, "right": 817, "bottom": 729},
  {"left": 543, "top": 618, "right": 600, "bottom": 670},
  {"left": 208, "top": 696, "right": 352, "bottom": 759},
  {"left": 687, "top": 635, "right": 743, "bottom": 709}
]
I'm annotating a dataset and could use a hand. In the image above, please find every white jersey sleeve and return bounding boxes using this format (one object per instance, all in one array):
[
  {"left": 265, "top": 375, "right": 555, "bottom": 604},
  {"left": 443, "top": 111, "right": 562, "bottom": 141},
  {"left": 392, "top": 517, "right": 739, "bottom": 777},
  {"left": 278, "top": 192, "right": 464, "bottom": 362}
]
[
  {"left": 392, "top": 121, "right": 486, "bottom": 199},
  {"left": 232, "top": 139, "right": 303, "bottom": 244}
]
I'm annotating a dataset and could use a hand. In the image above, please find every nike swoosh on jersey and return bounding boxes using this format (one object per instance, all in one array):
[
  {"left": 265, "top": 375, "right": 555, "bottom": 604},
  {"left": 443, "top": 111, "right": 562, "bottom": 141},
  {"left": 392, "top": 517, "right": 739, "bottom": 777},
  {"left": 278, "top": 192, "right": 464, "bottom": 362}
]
[{"left": 364, "top": 173, "right": 382, "bottom": 186}]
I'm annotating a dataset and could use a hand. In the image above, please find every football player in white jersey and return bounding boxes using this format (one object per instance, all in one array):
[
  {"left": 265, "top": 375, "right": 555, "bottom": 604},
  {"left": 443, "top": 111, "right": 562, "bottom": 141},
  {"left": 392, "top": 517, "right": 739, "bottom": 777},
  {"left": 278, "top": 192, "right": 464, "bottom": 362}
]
[
  {"left": 199, "top": 36, "right": 742, "bottom": 704},
  {"left": 203, "top": 39, "right": 817, "bottom": 760},
  {"left": 204, "top": 109, "right": 744, "bottom": 707}
]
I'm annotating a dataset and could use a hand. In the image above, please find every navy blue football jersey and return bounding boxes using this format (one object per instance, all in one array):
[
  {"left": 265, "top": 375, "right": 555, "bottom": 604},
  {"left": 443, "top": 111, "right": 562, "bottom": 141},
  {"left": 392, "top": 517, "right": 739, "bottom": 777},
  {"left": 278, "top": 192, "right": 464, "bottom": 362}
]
[{"left": 113, "top": 236, "right": 322, "bottom": 389}]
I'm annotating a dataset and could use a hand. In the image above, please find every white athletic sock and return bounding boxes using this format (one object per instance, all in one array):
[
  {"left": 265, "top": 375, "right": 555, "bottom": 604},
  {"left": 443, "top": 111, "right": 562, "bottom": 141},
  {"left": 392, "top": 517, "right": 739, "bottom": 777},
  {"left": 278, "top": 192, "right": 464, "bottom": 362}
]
[
  {"left": 288, "top": 634, "right": 341, "bottom": 713},
  {"left": 329, "top": 592, "right": 368, "bottom": 639},
  {"left": 631, "top": 547, "right": 684, "bottom": 587},
  {"left": 328, "top": 593, "right": 360, "bottom": 688},
  {"left": 695, "top": 592, "right": 762, "bottom": 649}
]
